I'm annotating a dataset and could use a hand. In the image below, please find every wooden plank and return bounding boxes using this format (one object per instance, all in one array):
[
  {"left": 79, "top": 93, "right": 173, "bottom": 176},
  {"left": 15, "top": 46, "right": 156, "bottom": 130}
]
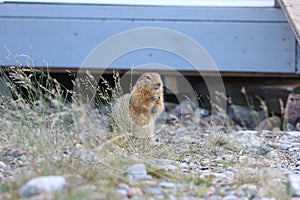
[
  {"left": 0, "top": 3, "right": 297, "bottom": 73},
  {"left": 0, "top": 0, "right": 275, "bottom": 7},
  {"left": 0, "top": 3, "right": 288, "bottom": 22},
  {"left": 278, "top": 0, "right": 300, "bottom": 43},
  {"left": 0, "top": 18, "right": 295, "bottom": 73}
]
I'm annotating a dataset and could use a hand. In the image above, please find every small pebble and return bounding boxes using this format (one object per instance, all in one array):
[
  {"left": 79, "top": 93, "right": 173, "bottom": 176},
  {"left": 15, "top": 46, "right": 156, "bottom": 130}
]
[
  {"left": 258, "top": 145, "right": 272, "bottom": 156},
  {"left": 126, "top": 164, "right": 151, "bottom": 181},
  {"left": 289, "top": 174, "right": 300, "bottom": 196},
  {"left": 0, "top": 161, "right": 6, "bottom": 169},
  {"left": 128, "top": 187, "right": 143, "bottom": 198},
  {"left": 266, "top": 150, "right": 279, "bottom": 159},
  {"left": 165, "top": 164, "right": 178, "bottom": 172},
  {"left": 179, "top": 162, "right": 189, "bottom": 169},
  {"left": 0, "top": 173, "right": 4, "bottom": 180},
  {"left": 158, "top": 181, "right": 177, "bottom": 190},
  {"left": 144, "top": 187, "right": 163, "bottom": 195},
  {"left": 282, "top": 144, "right": 294, "bottom": 150},
  {"left": 117, "top": 188, "right": 128, "bottom": 196},
  {"left": 222, "top": 194, "right": 238, "bottom": 200}
]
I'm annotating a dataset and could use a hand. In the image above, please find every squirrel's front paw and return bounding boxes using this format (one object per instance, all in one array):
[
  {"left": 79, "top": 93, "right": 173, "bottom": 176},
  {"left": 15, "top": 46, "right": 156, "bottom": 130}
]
[
  {"left": 151, "top": 105, "right": 159, "bottom": 113},
  {"left": 153, "top": 94, "right": 160, "bottom": 101}
]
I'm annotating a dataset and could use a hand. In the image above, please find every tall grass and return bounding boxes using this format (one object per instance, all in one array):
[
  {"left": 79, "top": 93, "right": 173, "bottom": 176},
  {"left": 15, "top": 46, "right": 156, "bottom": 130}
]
[{"left": 0, "top": 58, "right": 185, "bottom": 198}]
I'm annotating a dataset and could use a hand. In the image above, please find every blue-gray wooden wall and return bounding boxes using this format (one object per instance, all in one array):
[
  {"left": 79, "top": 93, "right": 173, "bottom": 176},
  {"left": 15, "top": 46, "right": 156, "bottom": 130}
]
[{"left": 0, "top": 3, "right": 299, "bottom": 73}]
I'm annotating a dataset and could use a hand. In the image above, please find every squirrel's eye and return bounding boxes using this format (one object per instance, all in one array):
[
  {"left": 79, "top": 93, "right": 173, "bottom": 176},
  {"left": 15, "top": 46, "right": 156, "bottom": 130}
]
[{"left": 146, "top": 75, "right": 152, "bottom": 80}]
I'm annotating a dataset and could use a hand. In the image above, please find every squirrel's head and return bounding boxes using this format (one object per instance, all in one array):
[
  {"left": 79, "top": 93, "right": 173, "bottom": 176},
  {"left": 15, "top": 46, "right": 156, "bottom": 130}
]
[{"left": 137, "top": 73, "right": 162, "bottom": 91}]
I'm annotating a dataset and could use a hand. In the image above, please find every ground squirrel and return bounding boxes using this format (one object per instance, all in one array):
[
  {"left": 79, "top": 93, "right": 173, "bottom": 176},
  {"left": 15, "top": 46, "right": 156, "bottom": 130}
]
[{"left": 112, "top": 73, "right": 164, "bottom": 143}]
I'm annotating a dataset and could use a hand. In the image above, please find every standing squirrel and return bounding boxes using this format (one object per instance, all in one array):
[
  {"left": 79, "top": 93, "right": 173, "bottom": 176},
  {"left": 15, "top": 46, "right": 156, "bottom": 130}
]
[{"left": 112, "top": 73, "right": 164, "bottom": 143}]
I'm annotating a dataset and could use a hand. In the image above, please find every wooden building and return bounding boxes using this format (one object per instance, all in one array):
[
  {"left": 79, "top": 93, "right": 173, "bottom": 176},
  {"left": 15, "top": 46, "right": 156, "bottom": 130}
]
[{"left": 1, "top": 0, "right": 300, "bottom": 113}]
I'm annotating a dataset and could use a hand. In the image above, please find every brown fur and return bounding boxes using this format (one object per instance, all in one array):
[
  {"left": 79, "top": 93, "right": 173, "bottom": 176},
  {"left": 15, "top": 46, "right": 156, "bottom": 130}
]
[
  {"left": 112, "top": 73, "right": 164, "bottom": 143},
  {"left": 130, "top": 73, "right": 164, "bottom": 125}
]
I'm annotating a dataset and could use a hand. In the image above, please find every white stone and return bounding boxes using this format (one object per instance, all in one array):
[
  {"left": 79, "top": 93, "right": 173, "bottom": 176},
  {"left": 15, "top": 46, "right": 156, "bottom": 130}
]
[
  {"left": 289, "top": 174, "right": 300, "bottom": 196},
  {"left": 0, "top": 161, "right": 6, "bottom": 169},
  {"left": 126, "top": 164, "right": 150, "bottom": 181},
  {"left": 19, "top": 176, "right": 66, "bottom": 198}
]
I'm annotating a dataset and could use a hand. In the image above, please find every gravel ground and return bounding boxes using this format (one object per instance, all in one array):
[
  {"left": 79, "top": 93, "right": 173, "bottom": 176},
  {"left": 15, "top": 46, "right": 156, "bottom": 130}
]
[{"left": 1, "top": 109, "right": 300, "bottom": 199}]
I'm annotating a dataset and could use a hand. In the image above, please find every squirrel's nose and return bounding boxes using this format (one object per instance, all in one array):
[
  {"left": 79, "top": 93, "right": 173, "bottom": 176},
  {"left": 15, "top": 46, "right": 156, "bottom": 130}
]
[{"left": 155, "top": 83, "right": 161, "bottom": 90}]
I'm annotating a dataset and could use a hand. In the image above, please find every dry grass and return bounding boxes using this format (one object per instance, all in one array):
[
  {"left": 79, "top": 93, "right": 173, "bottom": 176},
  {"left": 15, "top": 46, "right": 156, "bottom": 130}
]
[
  {"left": 235, "top": 168, "right": 290, "bottom": 199},
  {"left": 0, "top": 62, "right": 198, "bottom": 199},
  {"left": 0, "top": 54, "right": 291, "bottom": 199}
]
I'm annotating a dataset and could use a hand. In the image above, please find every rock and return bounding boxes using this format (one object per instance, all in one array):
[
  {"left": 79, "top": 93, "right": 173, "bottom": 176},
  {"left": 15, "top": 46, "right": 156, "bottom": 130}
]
[
  {"left": 286, "top": 123, "right": 297, "bottom": 131},
  {"left": 179, "top": 100, "right": 197, "bottom": 115},
  {"left": 118, "top": 183, "right": 130, "bottom": 191},
  {"left": 165, "top": 164, "right": 178, "bottom": 172},
  {"left": 179, "top": 162, "right": 189, "bottom": 169},
  {"left": 0, "top": 173, "right": 4, "bottom": 181},
  {"left": 219, "top": 186, "right": 231, "bottom": 196},
  {"left": 282, "top": 144, "right": 294, "bottom": 150},
  {"left": 228, "top": 105, "right": 266, "bottom": 129},
  {"left": 182, "top": 156, "right": 192, "bottom": 163},
  {"left": 296, "top": 123, "right": 300, "bottom": 131},
  {"left": 289, "top": 174, "right": 300, "bottom": 196},
  {"left": 258, "top": 145, "right": 272, "bottom": 156},
  {"left": 236, "top": 131, "right": 263, "bottom": 151},
  {"left": 19, "top": 176, "right": 66, "bottom": 198},
  {"left": 280, "top": 135, "right": 292, "bottom": 140},
  {"left": 128, "top": 187, "right": 143, "bottom": 198},
  {"left": 73, "top": 144, "right": 95, "bottom": 161},
  {"left": 25, "top": 192, "right": 56, "bottom": 200},
  {"left": 222, "top": 194, "right": 238, "bottom": 200},
  {"left": 176, "top": 127, "right": 188, "bottom": 135},
  {"left": 163, "top": 102, "right": 181, "bottom": 122},
  {"left": 126, "top": 164, "right": 150, "bottom": 181},
  {"left": 266, "top": 150, "right": 279, "bottom": 159},
  {"left": 3, "top": 148, "right": 24, "bottom": 157},
  {"left": 19, "top": 155, "right": 27, "bottom": 162},
  {"left": 287, "top": 131, "right": 300, "bottom": 137},
  {"left": 145, "top": 187, "right": 163, "bottom": 196},
  {"left": 194, "top": 107, "right": 209, "bottom": 117},
  {"left": 4, "top": 156, "right": 14, "bottom": 163},
  {"left": 117, "top": 182, "right": 129, "bottom": 197},
  {"left": 158, "top": 181, "right": 177, "bottom": 190},
  {"left": 255, "top": 116, "right": 281, "bottom": 131},
  {"left": 117, "top": 188, "right": 128, "bottom": 196},
  {"left": 0, "top": 161, "right": 6, "bottom": 169}
]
